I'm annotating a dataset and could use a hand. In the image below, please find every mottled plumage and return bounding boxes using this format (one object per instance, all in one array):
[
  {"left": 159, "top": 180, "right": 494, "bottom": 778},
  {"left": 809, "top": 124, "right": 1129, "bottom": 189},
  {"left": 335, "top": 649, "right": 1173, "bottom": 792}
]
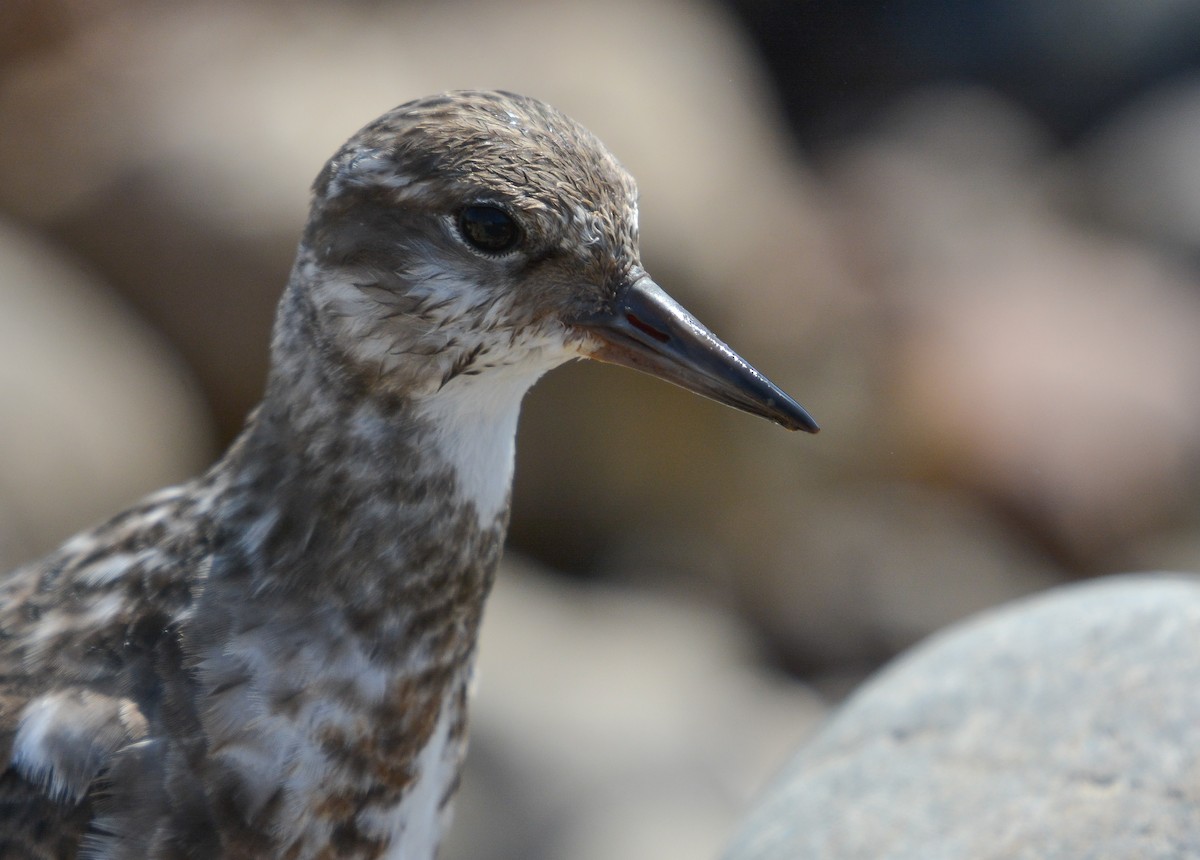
[{"left": 0, "top": 91, "right": 816, "bottom": 859}]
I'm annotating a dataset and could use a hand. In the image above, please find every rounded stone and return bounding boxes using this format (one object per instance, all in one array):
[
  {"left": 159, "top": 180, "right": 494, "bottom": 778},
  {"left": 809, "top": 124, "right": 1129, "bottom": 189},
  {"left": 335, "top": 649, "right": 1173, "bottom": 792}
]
[
  {"left": 0, "top": 219, "right": 212, "bottom": 566},
  {"left": 725, "top": 574, "right": 1200, "bottom": 860}
]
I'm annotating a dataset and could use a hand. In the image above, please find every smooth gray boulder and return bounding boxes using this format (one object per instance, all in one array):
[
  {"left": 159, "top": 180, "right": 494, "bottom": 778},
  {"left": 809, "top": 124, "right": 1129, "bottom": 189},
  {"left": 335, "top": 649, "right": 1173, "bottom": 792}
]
[{"left": 725, "top": 574, "right": 1200, "bottom": 860}]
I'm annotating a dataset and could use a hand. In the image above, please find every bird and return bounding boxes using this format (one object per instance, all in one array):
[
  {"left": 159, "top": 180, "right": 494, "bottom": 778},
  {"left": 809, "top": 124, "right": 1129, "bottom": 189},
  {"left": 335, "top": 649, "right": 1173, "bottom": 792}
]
[{"left": 0, "top": 90, "right": 818, "bottom": 860}]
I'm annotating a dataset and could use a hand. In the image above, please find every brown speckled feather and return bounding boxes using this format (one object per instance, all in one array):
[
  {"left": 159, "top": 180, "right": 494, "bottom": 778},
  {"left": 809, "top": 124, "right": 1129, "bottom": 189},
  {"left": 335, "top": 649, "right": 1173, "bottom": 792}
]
[
  {"left": 0, "top": 89, "right": 814, "bottom": 860},
  {"left": 0, "top": 90, "right": 643, "bottom": 860}
]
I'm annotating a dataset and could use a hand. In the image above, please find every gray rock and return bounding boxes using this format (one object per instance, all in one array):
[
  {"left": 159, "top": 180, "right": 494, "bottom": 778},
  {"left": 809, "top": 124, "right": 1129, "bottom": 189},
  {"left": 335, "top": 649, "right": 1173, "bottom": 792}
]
[
  {"left": 1082, "top": 75, "right": 1200, "bottom": 253},
  {"left": 725, "top": 574, "right": 1200, "bottom": 860}
]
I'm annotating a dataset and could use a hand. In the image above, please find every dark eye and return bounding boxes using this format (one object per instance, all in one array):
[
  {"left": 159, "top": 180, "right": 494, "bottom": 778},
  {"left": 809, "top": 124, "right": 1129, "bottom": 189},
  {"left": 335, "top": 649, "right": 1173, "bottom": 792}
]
[{"left": 458, "top": 205, "right": 521, "bottom": 254}]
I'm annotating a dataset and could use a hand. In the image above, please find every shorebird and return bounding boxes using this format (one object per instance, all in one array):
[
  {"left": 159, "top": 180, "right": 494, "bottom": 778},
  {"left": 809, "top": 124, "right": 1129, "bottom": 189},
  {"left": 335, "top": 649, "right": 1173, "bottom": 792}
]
[{"left": 0, "top": 90, "right": 817, "bottom": 859}]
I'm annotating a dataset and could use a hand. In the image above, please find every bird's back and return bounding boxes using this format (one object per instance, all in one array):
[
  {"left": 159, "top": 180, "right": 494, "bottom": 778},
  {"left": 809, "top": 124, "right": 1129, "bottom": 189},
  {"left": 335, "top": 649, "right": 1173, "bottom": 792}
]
[{"left": 0, "top": 476, "right": 225, "bottom": 859}]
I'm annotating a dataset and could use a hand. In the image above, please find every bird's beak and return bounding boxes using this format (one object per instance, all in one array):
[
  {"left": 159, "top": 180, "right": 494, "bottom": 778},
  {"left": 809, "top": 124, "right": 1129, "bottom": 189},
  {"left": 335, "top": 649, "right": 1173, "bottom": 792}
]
[{"left": 571, "top": 276, "right": 819, "bottom": 432}]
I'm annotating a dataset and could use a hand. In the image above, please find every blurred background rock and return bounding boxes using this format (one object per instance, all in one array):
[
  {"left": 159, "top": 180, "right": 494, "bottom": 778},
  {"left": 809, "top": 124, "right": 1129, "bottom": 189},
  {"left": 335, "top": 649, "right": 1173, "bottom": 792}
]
[{"left": 1, "top": 1, "right": 1199, "bottom": 857}]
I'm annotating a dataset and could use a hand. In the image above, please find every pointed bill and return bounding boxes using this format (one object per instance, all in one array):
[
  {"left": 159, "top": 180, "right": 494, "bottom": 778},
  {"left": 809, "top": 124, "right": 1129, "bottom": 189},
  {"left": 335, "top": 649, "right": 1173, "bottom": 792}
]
[{"left": 572, "top": 277, "right": 819, "bottom": 432}]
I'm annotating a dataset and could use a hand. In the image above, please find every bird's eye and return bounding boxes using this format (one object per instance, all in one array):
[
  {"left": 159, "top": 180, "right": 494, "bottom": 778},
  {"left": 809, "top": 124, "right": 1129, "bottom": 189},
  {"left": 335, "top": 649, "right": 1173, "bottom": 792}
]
[{"left": 458, "top": 205, "right": 521, "bottom": 255}]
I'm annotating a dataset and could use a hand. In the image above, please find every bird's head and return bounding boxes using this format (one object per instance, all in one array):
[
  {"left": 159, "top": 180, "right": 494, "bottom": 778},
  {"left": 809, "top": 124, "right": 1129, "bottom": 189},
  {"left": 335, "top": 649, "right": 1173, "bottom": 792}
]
[{"left": 287, "top": 90, "right": 817, "bottom": 432}]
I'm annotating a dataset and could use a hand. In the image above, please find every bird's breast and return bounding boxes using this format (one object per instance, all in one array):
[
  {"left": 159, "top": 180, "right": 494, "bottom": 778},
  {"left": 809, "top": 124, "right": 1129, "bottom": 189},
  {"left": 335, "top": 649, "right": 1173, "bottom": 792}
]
[{"left": 196, "top": 624, "right": 472, "bottom": 859}]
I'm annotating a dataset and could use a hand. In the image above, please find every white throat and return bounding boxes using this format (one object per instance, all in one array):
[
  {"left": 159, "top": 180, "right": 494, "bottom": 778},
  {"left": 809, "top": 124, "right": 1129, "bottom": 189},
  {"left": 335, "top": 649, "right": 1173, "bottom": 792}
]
[{"left": 419, "top": 358, "right": 556, "bottom": 523}]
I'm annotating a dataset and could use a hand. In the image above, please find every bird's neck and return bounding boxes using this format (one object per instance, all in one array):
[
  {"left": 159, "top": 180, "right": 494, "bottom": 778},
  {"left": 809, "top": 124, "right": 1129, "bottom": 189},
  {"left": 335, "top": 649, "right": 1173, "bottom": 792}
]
[
  {"left": 204, "top": 287, "right": 541, "bottom": 623},
  {"left": 181, "top": 287, "right": 554, "bottom": 854}
]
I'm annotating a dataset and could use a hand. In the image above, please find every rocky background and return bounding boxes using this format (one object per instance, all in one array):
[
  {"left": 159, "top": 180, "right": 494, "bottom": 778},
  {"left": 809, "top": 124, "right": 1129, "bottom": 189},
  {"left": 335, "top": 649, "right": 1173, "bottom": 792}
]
[{"left": 2, "top": 1, "right": 1199, "bottom": 858}]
